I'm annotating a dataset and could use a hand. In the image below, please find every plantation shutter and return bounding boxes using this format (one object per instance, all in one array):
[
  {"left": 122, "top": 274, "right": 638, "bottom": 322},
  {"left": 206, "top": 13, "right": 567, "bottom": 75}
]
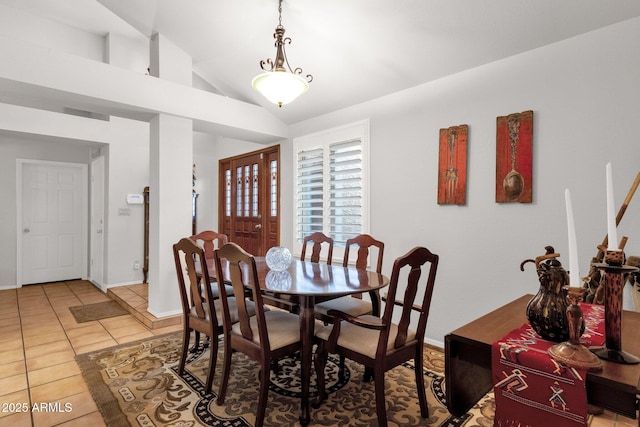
[
  {"left": 294, "top": 120, "right": 369, "bottom": 252},
  {"left": 296, "top": 139, "right": 363, "bottom": 245},
  {"left": 296, "top": 147, "right": 324, "bottom": 240},
  {"left": 329, "top": 139, "right": 362, "bottom": 244}
]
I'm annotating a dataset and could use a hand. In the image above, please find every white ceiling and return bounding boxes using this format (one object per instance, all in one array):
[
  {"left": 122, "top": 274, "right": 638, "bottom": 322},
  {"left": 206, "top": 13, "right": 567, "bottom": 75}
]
[{"left": 3, "top": 0, "right": 640, "bottom": 125}]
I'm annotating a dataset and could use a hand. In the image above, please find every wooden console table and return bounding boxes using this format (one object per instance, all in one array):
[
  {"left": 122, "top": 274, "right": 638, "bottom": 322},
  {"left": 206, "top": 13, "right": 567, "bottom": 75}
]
[{"left": 445, "top": 294, "right": 640, "bottom": 423}]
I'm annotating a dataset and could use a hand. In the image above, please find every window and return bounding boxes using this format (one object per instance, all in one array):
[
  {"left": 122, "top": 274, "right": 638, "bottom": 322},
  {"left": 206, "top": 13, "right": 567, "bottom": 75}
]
[{"left": 293, "top": 120, "right": 369, "bottom": 256}]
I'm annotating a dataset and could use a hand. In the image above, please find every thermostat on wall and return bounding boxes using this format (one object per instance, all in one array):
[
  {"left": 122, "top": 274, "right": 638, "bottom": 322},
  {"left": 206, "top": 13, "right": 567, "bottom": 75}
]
[{"left": 127, "top": 194, "right": 144, "bottom": 204}]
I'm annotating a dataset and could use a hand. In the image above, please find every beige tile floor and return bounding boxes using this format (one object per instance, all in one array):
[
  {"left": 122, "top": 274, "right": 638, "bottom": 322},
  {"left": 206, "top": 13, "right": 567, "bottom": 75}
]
[
  {"left": 0, "top": 280, "right": 181, "bottom": 427},
  {"left": 0, "top": 280, "right": 636, "bottom": 426}
]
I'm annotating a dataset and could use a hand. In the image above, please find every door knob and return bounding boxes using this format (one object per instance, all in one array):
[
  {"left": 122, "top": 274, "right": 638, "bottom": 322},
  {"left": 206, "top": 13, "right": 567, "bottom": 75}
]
[
  {"left": 24, "top": 228, "right": 30, "bottom": 233},
  {"left": 97, "top": 229, "right": 103, "bottom": 234},
  {"left": 255, "top": 224, "right": 262, "bottom": 230}
]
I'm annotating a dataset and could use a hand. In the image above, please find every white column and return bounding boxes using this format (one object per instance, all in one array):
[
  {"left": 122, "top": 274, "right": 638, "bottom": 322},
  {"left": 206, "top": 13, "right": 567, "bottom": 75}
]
[
  {"left": 148, "top": 113, "right": 193, "bottom": 316},
  {"left": 150, "top": 33, "right": 191, "bottom": 85},
  {"left": 147, "top": 32, "right": 193, "bottom": 317}
]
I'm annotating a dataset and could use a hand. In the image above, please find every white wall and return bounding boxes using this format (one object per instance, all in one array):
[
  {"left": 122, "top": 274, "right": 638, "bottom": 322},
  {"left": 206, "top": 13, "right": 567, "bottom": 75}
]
[
  {"left": 105, "top": 117, "right": 150, "bottom": 286},
  {"left": 288, "top": 18, "right": 640, "bottom": 346},
  {"left": 106, "top": 32, "right": 149, "bottom": 73},
  {"left": 0, "top": 115, "right": 151, "bottom": 289},
  {"left": 0, "top": 4, "right": 104, "bottom": 62},
  {"left": 193, "top": 132, "right": 220, "bottom": 232},
  {"left": 0, "top": 136, "right": 92, "bottom": 287}
]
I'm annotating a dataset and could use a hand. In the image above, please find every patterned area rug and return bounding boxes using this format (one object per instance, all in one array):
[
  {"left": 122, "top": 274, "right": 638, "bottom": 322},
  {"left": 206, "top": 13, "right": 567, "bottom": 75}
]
[
  {"left": 69, "top": 300, "right": 130, "bottom": 323},
  {"left": 76, "top": 332, "right": 495, "bottom": 426}
]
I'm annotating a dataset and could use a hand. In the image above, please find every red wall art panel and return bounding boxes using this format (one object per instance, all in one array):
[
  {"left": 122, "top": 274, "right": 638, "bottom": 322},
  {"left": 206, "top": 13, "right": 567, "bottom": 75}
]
[
  {"left": 495, "top": 110, "right": 533, "bottom": 203},
  {"left": 437, "top": 124, "right": 468, "bottom": 205}
]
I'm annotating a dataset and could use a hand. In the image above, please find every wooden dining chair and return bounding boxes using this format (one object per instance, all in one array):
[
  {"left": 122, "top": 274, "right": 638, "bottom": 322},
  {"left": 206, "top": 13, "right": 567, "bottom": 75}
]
[
  {"left": 314, "top": 233, "right": 384, "bottom": 380},
  {"left": 190, "top": 230, "right": 228, "bottom": 262},
  {"left": 214, "top": 242, "right": 305, "bottom": 427},
  {"left": 189, "top": 230, "right": 232, "bottom": 350},
  {"left": 172, "top": 237, "right": 225, "bottom": 394},
  {"left": 315, "top": 234, "right": 385, "bottom": 323},
  {"left": 313, "top": 246, "right": 439, "bottom": 427},
  {"left": 300, "top": 231, "right": 334, "bottom": 264}
]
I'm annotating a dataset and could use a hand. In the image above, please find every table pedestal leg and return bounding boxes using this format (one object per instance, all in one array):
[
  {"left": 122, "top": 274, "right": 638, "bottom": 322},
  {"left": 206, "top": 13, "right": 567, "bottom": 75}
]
[{"left": 299, "top": 297, "right": 313, "bottom": 426}]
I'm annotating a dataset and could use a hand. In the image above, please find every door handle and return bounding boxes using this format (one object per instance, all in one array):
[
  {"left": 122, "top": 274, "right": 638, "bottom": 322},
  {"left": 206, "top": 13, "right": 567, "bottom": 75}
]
[
  {"left": 24, "top": 228, "right": 30, "bottom": 233},
  {"left": 97, "top": 229, "right": 103, "bottom": 234},
  {"left": 255, "top": 224, "right": 262, "bottom": 230}
]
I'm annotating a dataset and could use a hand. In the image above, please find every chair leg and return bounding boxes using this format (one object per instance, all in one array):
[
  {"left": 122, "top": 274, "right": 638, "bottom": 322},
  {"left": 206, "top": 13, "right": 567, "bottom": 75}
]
[
  {"left": 339, "top": 355, "right": 372, "bottom": 382},
  {"left": 179, "top": 324, "right": 190, "bottom": 375},
  {"left": 204, "top": 334, "right": 218, "bottom": 394},
  {"left": 312, "top": 342, "right": 328, "bottom": 408},
  {"left": 338, "top": 355, "right": 346, "bottom": 381},
  {"left": 374, "top": 370, "right": 388, "bottom": 427},
  {"left": 255, "top": 361, "right": 270, "bottom": 427},
  {"left": 216, "top": 339, "right": 232, "bottom": 405},
  {"left": 190, "top": 330, "right": 201, "bottom": 352},
  {"left": 271, "top": 359, "right": 281, "bottom": 374},
  {"left": 414, "top": 350, "right": 429, "bottom": 418},
  {"left": 363, "top": 366, "right": 373, "bottom": 382}
]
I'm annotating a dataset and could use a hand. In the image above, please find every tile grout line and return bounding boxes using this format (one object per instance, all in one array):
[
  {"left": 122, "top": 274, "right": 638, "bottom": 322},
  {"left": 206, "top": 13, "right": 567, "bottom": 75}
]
[
  {"left": 70, "top": 282, "right": 157, "bottom": 351},
  {"left": 43, "top": 281, "right": 104, "bottom": 426},
  {"left": 64, "top": 281, "right": 125, "bottom": 354},
  {"left": 47, "top": 282, "right": 81, "bottom": 357},
  {"left": 16, "top": 286, "right": 36, "bottom": 427}
]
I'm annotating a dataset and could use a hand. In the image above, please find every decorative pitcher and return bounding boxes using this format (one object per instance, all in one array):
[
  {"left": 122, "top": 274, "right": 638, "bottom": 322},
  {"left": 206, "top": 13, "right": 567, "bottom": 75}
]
[{"left": 520, "top": 246, "right": 578, "bottom": 343}]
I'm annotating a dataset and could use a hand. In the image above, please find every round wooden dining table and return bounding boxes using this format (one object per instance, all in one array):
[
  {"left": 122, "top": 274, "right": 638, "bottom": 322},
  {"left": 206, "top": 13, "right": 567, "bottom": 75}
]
[{"left": 207, "top": 257, "right": 390, "bottom": 426}]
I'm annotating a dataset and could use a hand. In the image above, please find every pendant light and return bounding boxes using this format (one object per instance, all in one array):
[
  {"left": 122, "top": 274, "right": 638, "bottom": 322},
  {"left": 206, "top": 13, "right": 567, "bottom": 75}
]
[{"left": 251, "top": 0, "right": 313, "bottom": 107}]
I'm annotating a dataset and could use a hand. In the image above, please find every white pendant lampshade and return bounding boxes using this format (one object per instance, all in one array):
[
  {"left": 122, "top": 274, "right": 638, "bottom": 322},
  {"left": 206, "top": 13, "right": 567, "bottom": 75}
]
[{"left": 252, "top": 71, "right": 309, "bottom": 107}]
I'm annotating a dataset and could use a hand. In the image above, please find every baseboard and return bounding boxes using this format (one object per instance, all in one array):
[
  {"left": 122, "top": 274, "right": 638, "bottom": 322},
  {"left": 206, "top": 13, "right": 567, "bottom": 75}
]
[
  {"left": 146, "top": 306, "right": 182, "bottom": 319},
  {"left": 425, "top": 337, "right": 444, "bottom": 351},
  {"left": 105, "top": 281, "right": 144, "bottom": 289}
]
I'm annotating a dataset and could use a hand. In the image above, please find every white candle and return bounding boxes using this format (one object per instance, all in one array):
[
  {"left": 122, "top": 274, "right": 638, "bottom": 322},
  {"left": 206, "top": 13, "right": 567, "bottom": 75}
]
[
  {"left": 606, "top": 162, "right": 618, "bottom": 250},
  {"left": 565, "top": 189, "right": 580, "bottom": 286}
]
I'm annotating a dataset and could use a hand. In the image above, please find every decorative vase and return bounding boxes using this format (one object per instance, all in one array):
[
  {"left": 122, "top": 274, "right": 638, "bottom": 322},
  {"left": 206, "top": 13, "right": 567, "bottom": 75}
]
[
  {"left": 521, "top": 246, "right": 582, "bottom": 343},
  {"left": 265, "top": 246, "right": 292, "bottom": 272}
]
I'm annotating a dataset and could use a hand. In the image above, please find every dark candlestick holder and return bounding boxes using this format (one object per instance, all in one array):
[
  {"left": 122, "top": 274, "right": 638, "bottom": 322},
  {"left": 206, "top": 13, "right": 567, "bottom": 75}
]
[
  {"left": 548, "top": 286, "right": 603, "bottom": 370},
  {"left": 590, "top": 250, "right": 639, "bottom": 364}
]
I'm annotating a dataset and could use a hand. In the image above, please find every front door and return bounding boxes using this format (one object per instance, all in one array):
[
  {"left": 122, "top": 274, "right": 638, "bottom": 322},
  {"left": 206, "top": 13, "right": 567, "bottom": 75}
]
[
  {"left": 19, "top": 160, "right": 87, "bottom": 285},
  {"left": 219, "top": 146, "right": 280, "bottom": 256}
]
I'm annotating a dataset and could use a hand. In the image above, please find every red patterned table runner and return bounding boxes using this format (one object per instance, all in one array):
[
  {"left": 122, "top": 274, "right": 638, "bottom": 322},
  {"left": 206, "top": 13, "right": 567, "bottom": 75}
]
[{"left": 492, "top": 303, "right": 605, "bottom": 427}]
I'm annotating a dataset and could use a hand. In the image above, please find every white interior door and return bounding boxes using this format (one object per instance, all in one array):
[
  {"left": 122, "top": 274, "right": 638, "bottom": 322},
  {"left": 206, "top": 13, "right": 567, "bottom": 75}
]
[
  {"left": 90, "top": 156, "right": 105, "bottom": 287},
  {"left": 20, "top": 161, "right": 87, "bottom": 285}
]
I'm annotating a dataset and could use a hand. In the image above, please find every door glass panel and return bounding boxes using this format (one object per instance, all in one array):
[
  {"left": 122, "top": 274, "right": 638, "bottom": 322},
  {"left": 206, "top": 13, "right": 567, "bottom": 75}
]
[
  {"left": 236, "top": 166, "right": 242, "bottom": 216},
  {"left": 225, "top": 169, "right": 231, "bottom": 217},
  {"left": 270, "top": 160, "right": 278, "bottom": 216},
  {"left": 252, "top": 163, "right": 259, "bottom": 217},
  {"left": 244, "top": 165, "right": 250, "bottom": 216}
]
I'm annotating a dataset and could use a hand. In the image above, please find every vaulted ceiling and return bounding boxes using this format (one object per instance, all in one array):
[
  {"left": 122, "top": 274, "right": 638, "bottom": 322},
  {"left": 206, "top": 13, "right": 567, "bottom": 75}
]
[{"left": 3, "top": 0, "right": 640, "bottom": 125}]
